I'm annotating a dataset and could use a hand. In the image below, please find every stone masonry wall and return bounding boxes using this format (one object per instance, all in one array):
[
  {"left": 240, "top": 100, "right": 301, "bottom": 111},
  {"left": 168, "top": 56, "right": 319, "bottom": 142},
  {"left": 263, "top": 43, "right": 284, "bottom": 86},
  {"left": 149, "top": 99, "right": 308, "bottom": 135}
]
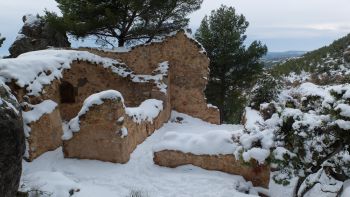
[
  {"left": 154, "top": 150, "right": 270, "bottom": 188},
  {"left": 25, "top": 107, "right": 63, "bottom": 161},
  {"left": 59, "top": 61, "right": 156, "bottom": 121},
  {"left": 14, "top": 60, "right": 163, "bottom": 161},
  {"left": 85, "top": 31, "right": 220, "bottom": 124},
  {"left": 11, "top": 32, "right": 219, "bottom": 162},
  {"left": 63, "top": 98, "right": 171, "bottom": 163}
]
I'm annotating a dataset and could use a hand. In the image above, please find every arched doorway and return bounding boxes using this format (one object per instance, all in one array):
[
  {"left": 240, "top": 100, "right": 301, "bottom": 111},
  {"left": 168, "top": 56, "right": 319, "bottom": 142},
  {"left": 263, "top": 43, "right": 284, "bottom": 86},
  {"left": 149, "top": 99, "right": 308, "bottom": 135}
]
[{"left": 60, "top": 81, "right": 76, "bottom": 103}]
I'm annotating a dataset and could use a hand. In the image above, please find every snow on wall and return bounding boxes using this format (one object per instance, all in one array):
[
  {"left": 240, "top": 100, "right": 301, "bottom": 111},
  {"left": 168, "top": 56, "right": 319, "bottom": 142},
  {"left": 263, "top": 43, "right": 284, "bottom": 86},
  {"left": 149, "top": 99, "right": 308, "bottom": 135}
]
[
  {"left": 126, "top": 99, "right": 164, "bottom": 124},
  {"left": 131, "top": 61, "right": 169, "bottom": 93},
  {"left": 63, "top": 90, "right": 164, "bottom": 140},
  {"left": 0, "top": 49, "right": 169, "bottom": 96},
  {"left": 22, "top": 100, "right": 58, "bottom": 136},
  {"left": 129, "top": 29, "right": 207, "bottom": 55},
  {"left": 22, "top": 99, "right": 58, "bottom": 159},
  {"left": 153, "top": 130, "right": 237, "bottom": 155},
  {"left": 64, "top": 90, "right": 124, "bottom": 140}
]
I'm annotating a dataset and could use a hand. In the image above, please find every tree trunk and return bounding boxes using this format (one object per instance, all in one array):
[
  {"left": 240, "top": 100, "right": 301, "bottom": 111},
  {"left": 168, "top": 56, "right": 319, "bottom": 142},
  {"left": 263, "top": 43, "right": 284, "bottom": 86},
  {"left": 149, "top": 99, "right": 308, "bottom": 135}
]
[
  {"left": 118, "top": 38, "right": 125, "bottom": 47},
  {"left": 219, "top": 104, "right": 225, "bottom": 124},
  {"left": 219, "top": 84, "right": 226, "bottom": 124}
]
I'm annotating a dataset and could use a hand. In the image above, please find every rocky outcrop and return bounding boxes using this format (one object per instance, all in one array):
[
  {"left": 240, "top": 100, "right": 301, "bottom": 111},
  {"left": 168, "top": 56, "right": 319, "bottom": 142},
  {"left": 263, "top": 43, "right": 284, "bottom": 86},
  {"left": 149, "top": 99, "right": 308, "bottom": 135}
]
[
  {"left": 0, "top": 84, "right": 25, "bottom": 197},
  {"left": 9, "top": 14, "right": 70, "bottom": 58},
  {"left": 153, "top": 150, "right": 270, "bottom": 188}
]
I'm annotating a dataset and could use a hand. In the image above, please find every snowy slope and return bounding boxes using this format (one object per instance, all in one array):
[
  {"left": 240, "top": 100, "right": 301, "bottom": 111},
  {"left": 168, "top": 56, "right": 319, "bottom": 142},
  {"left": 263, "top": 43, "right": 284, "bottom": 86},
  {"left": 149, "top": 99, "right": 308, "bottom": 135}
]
[{"left": 21, "top": 112, "right": 258, "bottom": 197}]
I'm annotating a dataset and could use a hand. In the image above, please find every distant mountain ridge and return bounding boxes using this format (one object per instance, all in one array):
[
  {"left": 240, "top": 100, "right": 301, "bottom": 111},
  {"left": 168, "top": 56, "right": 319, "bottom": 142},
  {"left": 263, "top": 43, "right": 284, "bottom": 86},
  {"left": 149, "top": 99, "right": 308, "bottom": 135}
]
[
  {"left": 264, "top": 51, "right": 306, "bottom": 60},
  {"left": 262, "top": 51, "right": 306, "bottom": 68},
  {"left": 271, "top": 33, "right": 350, "bottom": 75}
]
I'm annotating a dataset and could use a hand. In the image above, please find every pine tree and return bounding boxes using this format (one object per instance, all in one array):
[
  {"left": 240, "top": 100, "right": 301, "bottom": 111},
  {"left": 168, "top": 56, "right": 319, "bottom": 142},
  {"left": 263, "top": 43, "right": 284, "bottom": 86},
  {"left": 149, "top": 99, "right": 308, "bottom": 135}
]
[
  {"left": 46, "top": 0, "right": 203, "bottom": 47},
  {"left": 0, "top": 34, "right": 5, "bottom": 48},
  {"left": 195, "top": 6, "right": 267, "bottom": 123}
]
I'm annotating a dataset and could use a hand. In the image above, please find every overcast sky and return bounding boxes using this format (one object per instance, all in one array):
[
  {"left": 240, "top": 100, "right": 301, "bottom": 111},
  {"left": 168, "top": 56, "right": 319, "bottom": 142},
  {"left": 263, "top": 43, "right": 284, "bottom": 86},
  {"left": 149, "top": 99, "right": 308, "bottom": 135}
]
[{"left": 1, "top": 0, "right": 350, "bottom": 55}]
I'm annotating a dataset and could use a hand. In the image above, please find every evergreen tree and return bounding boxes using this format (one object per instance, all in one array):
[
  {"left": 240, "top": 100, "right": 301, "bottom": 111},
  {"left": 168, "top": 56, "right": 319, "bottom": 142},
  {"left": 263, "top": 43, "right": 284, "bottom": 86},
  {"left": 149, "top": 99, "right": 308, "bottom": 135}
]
[
  {"left": 195, "top": 6, "right": 267, "bottom": 123},
  {"left": 0, "top": 34, "right": 5, "bottom": 48},
  {"left": 46, "top": 0, "right": 203, "bottom": 47}
]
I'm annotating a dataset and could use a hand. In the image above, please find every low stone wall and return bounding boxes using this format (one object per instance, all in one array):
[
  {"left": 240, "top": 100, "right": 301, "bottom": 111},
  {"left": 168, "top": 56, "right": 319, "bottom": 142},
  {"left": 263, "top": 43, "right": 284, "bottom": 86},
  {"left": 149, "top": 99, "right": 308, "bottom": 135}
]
[
  {"left": 153, "top": 150, "right": 270, "bottom": 188},
  {"left": 63, "top": 98, "right": 171, "bottom": 163}
]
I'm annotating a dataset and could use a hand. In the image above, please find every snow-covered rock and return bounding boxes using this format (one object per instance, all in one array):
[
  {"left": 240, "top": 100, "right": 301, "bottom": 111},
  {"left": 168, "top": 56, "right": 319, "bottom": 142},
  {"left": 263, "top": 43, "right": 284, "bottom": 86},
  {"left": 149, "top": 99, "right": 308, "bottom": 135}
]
[
  {"left": 0, "top": 82, "right": 25, "bottom": 197},
  {"left": 9, "top": 14, "right": 70, "bottom": 58}
]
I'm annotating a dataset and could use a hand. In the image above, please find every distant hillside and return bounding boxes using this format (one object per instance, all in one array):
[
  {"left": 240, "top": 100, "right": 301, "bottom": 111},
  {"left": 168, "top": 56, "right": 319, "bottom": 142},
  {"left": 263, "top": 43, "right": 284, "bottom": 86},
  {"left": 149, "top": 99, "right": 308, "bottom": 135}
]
[
  {"left": 271, "top": 33, "right": 350, "bottom": 76},
  {"left": 261, "top": 51, "right": 306, "bottom": 68},
  {"left": 264, "top": 51, "right": 306, "bottom": 60}
]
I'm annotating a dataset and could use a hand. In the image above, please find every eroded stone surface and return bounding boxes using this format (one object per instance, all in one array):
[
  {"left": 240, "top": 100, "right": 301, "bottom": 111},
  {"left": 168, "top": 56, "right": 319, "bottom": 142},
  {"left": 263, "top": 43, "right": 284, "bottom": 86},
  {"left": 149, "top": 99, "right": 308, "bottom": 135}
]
[
  {"left": 85, "top": 31, "right": 220, "bottom": 124},
  {"left": 63, "top": 98, "right": 171, "bottom": 163},
  {"left": 25, "top": 107, "right": 63, "bottom": 161},
  {"left": 9, "top": 31, "right": 219, "bottom": 162},
  {"left": 153, "top": 150, "right": 270, "bottom": 188},
  {"left": 0, "top": 84, "right": 25, "bottom": 197}
]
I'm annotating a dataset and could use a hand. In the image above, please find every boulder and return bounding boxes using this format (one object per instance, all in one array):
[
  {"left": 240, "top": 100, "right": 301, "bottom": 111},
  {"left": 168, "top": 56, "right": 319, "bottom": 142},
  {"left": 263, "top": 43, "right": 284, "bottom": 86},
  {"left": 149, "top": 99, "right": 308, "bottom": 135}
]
[
  {"left": 0, "top": 83, "right": 25, "bottom": 197},
  {"left": 9, "top": 14, "right": 70, "bottom": 58}
]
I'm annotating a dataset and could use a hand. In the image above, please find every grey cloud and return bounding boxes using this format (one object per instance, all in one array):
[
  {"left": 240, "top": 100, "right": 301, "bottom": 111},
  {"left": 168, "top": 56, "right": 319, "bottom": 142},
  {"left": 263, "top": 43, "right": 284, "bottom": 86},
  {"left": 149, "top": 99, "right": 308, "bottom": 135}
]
[{"left": 1, "top": 0, "right": 350, "bottom": 54}]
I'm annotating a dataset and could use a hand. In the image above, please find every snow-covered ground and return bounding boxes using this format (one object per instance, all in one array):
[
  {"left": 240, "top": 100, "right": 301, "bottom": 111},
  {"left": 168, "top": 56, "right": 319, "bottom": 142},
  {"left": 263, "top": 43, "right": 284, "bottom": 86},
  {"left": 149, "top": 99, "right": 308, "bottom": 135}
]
[{"left": 21, "top": 112, "right": 264, "bottom": 197}]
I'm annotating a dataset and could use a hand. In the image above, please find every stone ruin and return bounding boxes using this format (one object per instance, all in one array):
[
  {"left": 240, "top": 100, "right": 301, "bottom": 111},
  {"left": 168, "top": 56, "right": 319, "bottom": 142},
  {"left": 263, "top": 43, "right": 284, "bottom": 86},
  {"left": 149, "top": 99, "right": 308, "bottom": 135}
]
[
  {"left": 154, "top": 150, "right": 270, "bottom": 188},
  {"left": 6, "top": 31, "right": 219, "bottom": 161},
  {"left": 1, "top": 31, "right": 269, "bottom": 188}
]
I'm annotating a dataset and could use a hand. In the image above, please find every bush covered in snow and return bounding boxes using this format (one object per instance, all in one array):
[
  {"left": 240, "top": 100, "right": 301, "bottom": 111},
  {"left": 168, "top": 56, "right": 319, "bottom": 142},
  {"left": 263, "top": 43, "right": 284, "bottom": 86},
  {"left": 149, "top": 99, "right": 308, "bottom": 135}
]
[
  {"left": 248, "top": 72, "right": 281, "bottom": 110},
  {"left": 272, "top": 83, "right": 350, "bottom": 196},
  {"left": 236, "top": 82, "right": 350, "bottom": 196}
]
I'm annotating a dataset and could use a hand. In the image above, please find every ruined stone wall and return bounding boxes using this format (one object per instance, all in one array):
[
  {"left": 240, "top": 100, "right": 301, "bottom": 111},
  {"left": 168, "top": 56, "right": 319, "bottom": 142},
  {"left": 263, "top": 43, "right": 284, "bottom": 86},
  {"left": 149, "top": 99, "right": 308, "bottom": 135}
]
[
  {"left": 64, "top": 98, "right": 171, "bottom": 163},
  {"left": 59, "top": 62, "right": 156, "bottom": 121},
  {"left": 10, "top": 32, "right": 220, "bottom": 163},
  {"left": 154, "top": 150, "right": 270, "bottom": 188},
  {"left": 13, "top": 59, "right": 167, "bottom": 161},
  {"left": 26, "top": 108, "right": 63, "bottom": 160},
  {"left": 85, "top": 31, "right": 220, "bottom": 124}
]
